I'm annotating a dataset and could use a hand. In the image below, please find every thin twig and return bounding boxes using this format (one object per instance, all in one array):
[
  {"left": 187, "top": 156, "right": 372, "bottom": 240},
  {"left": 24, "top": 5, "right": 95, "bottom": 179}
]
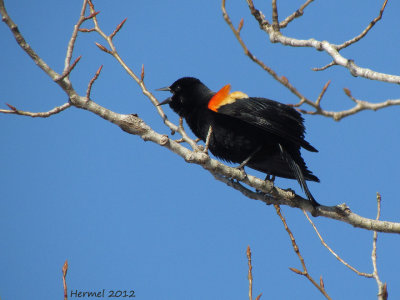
[
  {"left": 246, "top": 246, "right": 262, "bottom": 300},
  {"left": 0, "top": 102, "right": 71, "bottom": 118},
  {"left": 247, "top": 246, "right": 253, "bottom": 300},
  {"left": 291, "top": 80, "right": 330, "bottom": 112},
  {"left": 336, "top": 0, "right": 389, "bottom": 50},
  {"left": 303, "top": 210, "right": 373, "bottom": 278},
  {"left": 110, "top": 18, "right": 127, "bottom": 40},
  {"left": 0, "top": 0, "right": 58, "bottom": 79},
  {"left": 140, "top": 64, "right": 145, "bottom": 82},
  {"left": 243, "top": 0, "right": 400, "bottom": 85},
  {"left": 83, "top": 0, "right": 199, "bottom": 151},
  {"left": 63, "top": 0, "right": 90, "bottom": 74},
  {"left": 203, "top": 125, "right": 213, "bottom": 153},
  {"left": 222, "top": 0, "right": 311, "bottom": 105},
  {"left": 62, "top": 260, "right": 68, "bottom": 300},
  {"left": 271, "top": 0, "right": 279, "bottom": 30},
  {"left": 274, "top": 205, "right": 332, "bottom": 299},
  {"left": 279, "top": 0, "right": 314, "bottom": 28},
  {"left": 315, "top": 80, "right": 331, "bottom": 106},
  {"left": 372, "top": 193, "right": 388, "bottom": 300},
  {"left": 226, "top": 0, "right": 399, "bottom": 120},
  {"left": 295, "top": 86, "right": 400, "bottom": 121},
  {"left": 312, "top": 61, "right": 337, "bottom": 72},
  {"left": 55, "top": 56, "right": 82, "bottom": 82},
  {"left": 86, "top": 65, "right": 103, "bottom": 99}
]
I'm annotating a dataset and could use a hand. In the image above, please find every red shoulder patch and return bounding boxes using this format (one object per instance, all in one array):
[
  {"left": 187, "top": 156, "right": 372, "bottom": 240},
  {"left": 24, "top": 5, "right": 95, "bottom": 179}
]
[
  {"left": 208, "top": 84, "right": 249, "bottom": 112},
  {"left": 208, "top": 84, "right": 231, "bottom": 112}
]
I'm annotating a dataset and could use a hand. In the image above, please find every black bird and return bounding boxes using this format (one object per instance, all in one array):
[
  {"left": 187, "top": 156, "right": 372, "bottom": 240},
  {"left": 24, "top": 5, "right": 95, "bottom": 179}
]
[{"left": 157, "top": 77, "right": 320, "bottom": 207}]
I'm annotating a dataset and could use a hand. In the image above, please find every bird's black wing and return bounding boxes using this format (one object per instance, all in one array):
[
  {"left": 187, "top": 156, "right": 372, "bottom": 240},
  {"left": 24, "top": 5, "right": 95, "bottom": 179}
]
[{"left": 216, "top": 97, "right": 317, "bottom": 152}]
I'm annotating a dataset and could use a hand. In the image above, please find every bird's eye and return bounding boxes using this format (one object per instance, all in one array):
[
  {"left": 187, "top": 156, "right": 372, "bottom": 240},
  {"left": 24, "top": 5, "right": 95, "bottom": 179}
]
[{"left": 174, "top": 85, "right": 181, "bottom": 92}]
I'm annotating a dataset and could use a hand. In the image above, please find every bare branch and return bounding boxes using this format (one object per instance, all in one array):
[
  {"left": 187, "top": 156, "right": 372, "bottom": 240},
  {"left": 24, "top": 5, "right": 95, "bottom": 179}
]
[
  {"left": 78, "top": 28, "right": 95, "bottom": 33},
  {"left": 312, "top": 61, "right": 337, "bottom": 72},
  {"left": 304, "top": 210, "right": 373, "bottom": 277},
  {"left": 95, "top": 42, "right": 112, "bottom": 54},
  {"left": 293, "top": 80, "right": 331, "bottom": 111},
  {"left": 315, "top": 80, "right": 331, "bottom": 106},
  {"left": 274, "top": 205, "right": 332, "bottom": 299},
  {"left": 246, "top": 0, "right": 270, "bottom": 27},
  {"left": 140, "top": 64, "right": 145, "bottom": 82},
  {"left": 55, "top": 56, "right": 82, "bottom": 82},
  {"left": 62, "top": 260, "right": 68, "bottom": 300},
  {"left": 271, "top": 0, "right": 279, "bottom": 30},
  {"left": 372, "top": 193, "right": 388, "bottom": 300},
  {"left": 335, "top": 91, "right": 400, "bottom": 121},
  {"left": 296, "top": 87, "right": 400, "bottom": 121},
  {"left": 222, "top": 0, "right": 399, "bottom": 121},
  {"left": 83, "top": 0, "right": 200, "bottom": 151},
  {"left": 203, "top": 126, "right": 213, "bottom": 153},
  {"left": 213, "top": 174, "right": 400, "bottom": 233},
  {"left": 320, "top": 276, "right": 325, "bottom": 289},
  {"left": 110, "top": 18, "right": 127, "bottom": 40},
  {"left": 242, "top": 0, "right": 400, "bottom": 85},
  {"left": 247, "top": 246, "right": 253, "bottom": 300},
  {"left": 280, "top": 0, "right": 314, "bottom": 28},
  {"left": 0, "top": 0, "right": 59, "bottom": 81},
  {"left": 237, "top": 18, "right": 244, "bottom": 33},
  {"left": 86, "top": 65, "right": 103, "bottom": 99},
  {"left": 245, "top": 246, "right": 262, "bottom": 300},
  {"left": 222, "top": 0, "right": 312, "bottom": 105},
  {"left": 84, "top": 11, "right": 100, "bottom": 21},
  {"left": 0, "top": 102, "right": 71, "bottom": 118},
  {"left": 63, "top": 0, "right": 87, "bottom": 72},
  {"left": 337, "top": 0, "right": 389, "bottom": 50}
]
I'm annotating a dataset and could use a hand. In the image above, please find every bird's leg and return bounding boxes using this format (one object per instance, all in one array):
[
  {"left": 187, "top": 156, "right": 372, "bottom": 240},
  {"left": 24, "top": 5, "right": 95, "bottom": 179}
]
[
  {"left": 265, "top": 174, "right": 275, "bottom": 183},
  {"left": 236, "top": 146, "right": 262, "bottom": 170},
  {"left": 178, "top": 117, "right": 184, "bottom": 130},
  {"left": 265, "top": 174, "right": 275, "bottom": 182},
  {"left": 203, "top": 125, "right": 213, "bottom": 154}
]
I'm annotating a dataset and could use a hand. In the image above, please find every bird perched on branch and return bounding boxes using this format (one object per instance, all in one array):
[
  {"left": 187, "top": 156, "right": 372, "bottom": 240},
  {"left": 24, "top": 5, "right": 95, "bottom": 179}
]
[{"left": 157, "top": 77, "right": 320, "bottom": 207}]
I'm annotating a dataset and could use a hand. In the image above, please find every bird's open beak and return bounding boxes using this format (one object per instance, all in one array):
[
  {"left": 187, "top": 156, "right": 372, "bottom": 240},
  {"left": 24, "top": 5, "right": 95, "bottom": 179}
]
[
  {"left": 156, "top": 86, "right": 172, "bottom": 106},
  {"left": 155, "top": 86, "right": 171, "bottom": 92},
  {"left": 157, "top": 97, "right": 172, "bottom": 106}
]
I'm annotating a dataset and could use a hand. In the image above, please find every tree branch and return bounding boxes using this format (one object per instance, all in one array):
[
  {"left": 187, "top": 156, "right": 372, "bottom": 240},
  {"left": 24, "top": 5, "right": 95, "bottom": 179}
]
[
  {"left": 244, "top": 0, "right": 399, "bottom": 84},
  {"left": 62, "top": 260, "right": 68, "bottom": 300},
  {"left": 0, "top": 102, "right": 71, "bottom": 118},
  {"left": 212, "top": 174, "right": 400, "bottom": 234},
  {"left": 336, "top": 0, "right": 389, "bottom": 50},
  {"left": 221, "top": 0, "right": 312, "bottom": 107},
  {"left": 372, "top": 193, "right": 388, "bottom": 300},
  {"left": 2, "top": 0, "right": 400, "bottom": 234},
  {"left": 83, "top": 0, "right": 200, "bottom": 151},
  {"left": 279, "top": 0, "right": 314, "bottom": 29},
  {"left": 246, "top": 246, "right": 262, "bottom": 300},
  {"left": 296, "top": 87, "right": 400, "bottom": 121},
  {"left": 304, "top": 210, "right": 373, "bottom": 278},
  {"left": 221, "top": 0, "right": 400, "bottom": 121},
  {"left": 275, "top": 205, "right": 332, "bottom": 299}
]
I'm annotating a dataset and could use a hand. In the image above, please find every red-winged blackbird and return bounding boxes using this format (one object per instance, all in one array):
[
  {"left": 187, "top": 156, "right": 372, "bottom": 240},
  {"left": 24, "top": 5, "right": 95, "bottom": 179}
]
[{"left": 157, "top": 77, "right": 320, "bottom": 207}]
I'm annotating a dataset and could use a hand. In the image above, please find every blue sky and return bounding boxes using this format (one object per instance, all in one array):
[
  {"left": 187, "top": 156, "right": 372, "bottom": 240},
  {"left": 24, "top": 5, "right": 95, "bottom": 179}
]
[{"left": 1, "top": 0, "right": 400, "bottom": 299}]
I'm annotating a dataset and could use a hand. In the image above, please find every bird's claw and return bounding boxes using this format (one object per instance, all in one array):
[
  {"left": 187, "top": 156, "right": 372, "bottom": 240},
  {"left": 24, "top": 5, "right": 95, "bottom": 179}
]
[
  {"left": 235, "top": 165, "right": 247, "bottom": 179},
  {"left": 265, "top": 174, "right": 275, "bottom": 183}
]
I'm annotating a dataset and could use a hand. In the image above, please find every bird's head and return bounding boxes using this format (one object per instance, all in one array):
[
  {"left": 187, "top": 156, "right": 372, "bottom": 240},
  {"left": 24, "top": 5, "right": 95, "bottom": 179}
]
[{"left": 156, "top": 77, "right": 212, "bottom": 117}]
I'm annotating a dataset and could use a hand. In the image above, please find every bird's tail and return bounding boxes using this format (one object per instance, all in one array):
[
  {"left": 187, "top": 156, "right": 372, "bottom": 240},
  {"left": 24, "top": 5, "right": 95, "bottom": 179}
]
[{"left": 278, "top": 144, "right": 320, "bottom": 208}]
